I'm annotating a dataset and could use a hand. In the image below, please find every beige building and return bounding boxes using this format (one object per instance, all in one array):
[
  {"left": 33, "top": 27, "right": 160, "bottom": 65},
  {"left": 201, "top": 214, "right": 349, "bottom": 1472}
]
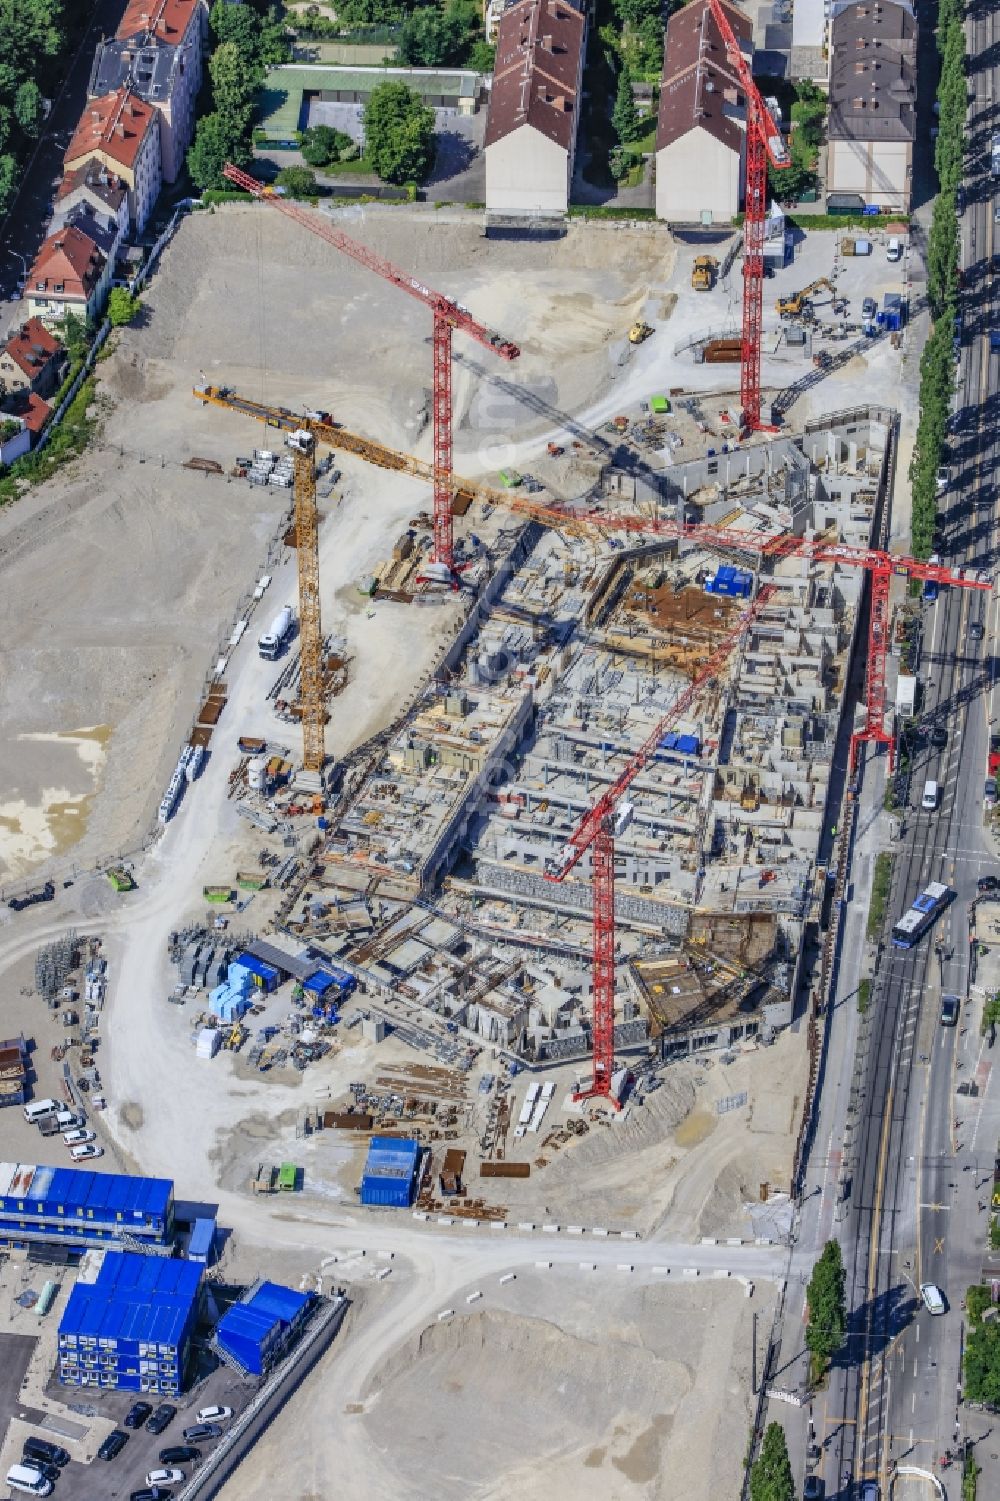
[
  {"left": 484, "top": 0, "right": 587, "bottom": 219},
  {"left": 826, "top": 0, "right": 916, "bottom": 211},
  {"left": 65, "top": 88, "right": 162, "bottom": 232},
  {"left": 655, "top": 0, "right": 749, "bottom": 224}
]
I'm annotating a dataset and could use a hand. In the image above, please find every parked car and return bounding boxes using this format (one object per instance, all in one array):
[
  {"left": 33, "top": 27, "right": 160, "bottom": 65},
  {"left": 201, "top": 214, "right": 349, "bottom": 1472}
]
[
  {"left": 931, "top": 725, "right": 948, "bottom": 748},
  {"left": 986, "top": 778, "right": 998, "bottom": 809},
  {"left": 22, "top": 1440, "right": 69, "bottom": 1469},
  {"left": 145, "top": 1471, "right": 185, "bottom": 1488},
  {"left": 803, "top": 1478, "right": 825, "bottom": 1500},
  {"left": 130, "top": 1489, "right": 172, "bottom": 1501},
  {"left": 181, "top": 1423, "right": 221, "bottom": 1443},
  {"left": 23, "top": 1460, "right": 60, "bottom": 1485},
  {"left": 97, "top": 1430, "right": 129, "bottom": 1462},
  {"left": 62, "top": 1128, "right": 95, "bottom": 1146},
  {"left": 936, "top": 465, "right": 950, "bottom": 491},
  {"left": 940, "top": 994, "right": 960, "bottom": 1026},
  {"left": 70, "top": 1142, "right": 103, "bottom": 1161},
  {"left": 158, "top": 1446, "right": 200, "bottom": 1466},
  {"left": 970, "top": 620, "right": 985, "bottom": 641},
  {"left": 124, "top": 1401, "right": 153, "bottom": 1430},
  {"left": 196, "top": 1406, "right": 233, "bottom": 1424},
  {"left": 145, "top": 1405, "right": 177, "bottom": 1438},
  {"left": 978, "top": 875, "right": 1000, "bottom": 893}
]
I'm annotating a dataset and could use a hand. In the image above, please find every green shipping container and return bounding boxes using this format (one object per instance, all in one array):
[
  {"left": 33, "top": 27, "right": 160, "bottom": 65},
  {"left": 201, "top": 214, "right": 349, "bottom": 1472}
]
[
  {"left": 203, "top": 885, "right": 233, "bottom": 904},
  {"left": 278, "top": 1162, "right": 298, "bottom": 1191},
  {"left": 498, "top": 468, "right": 522, "bottom": 488},
  {"left": 649, "top": 395, "right": 671, "bottom": 415}
]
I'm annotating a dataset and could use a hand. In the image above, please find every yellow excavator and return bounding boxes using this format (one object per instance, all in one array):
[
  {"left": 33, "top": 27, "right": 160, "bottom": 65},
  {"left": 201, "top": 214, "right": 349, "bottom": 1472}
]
[
  {"left": 628, "top": 320, "right": 654, "bottom": 344},
  {"left": 776, "top": 278, "right": 835, "bottom": 317},
  {"left": 691, "top": 255, "right": 718, "bottom": 291}
]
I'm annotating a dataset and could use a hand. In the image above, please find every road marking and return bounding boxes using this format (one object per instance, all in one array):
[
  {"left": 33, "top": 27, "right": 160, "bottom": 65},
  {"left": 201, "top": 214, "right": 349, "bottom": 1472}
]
[
  {"left": 934, "top": 1237, "right": 945, "bottom": 1255},
  {"left": 919, "top": 1202, "right": 950, "bottom": 1211}
]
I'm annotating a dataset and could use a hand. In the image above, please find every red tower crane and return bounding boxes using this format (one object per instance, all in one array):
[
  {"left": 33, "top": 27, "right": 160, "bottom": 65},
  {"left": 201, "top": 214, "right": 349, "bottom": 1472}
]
[
  {"left": 544, "top": 587, "right": 777, "bottom": 1105},
  {"left": 705, "top": 0, "right": 789, "bottom": 432},
  {"left": 222, "top": 164, "right": 520, "bottom": 572}
]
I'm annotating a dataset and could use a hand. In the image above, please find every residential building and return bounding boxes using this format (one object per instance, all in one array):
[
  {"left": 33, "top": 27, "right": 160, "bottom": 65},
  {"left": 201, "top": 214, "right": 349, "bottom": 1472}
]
[
  {"left": 0, "top": 391, "right": 52, "bottom": 449},
  {"left": 25, "top": 225, "right": 108, "bottom": 327},
  {"left": 0, "top": 1163, "right": 174, "bottom": 1252},
  {"left": 484, "top": 0, "right": 587, "bottom": 218},
  {"left": 65, "top": 88, "right": 162, "bottom": 232},
  {"left": 0, "top": 318, "right": 64, "bottom": 399},
  {"left": 826, "top": 0, "right": 916, "bottom": 211},
  {"left": 57, "top": 1251, "right": 203, "bottom": 1394},
  {"left": 54, "top": 161, "right": 130, "bottom": 243},
  {"left": 88, "top": 0, "right": 205, "bottom": 184},
  {"left": 790, "top": 0, "right": 827, "bottom": 81},
  {"left": 655, "top": 0, "right": 750, "bottom": 224},
  {"left": 53, "top": 202, "right": 121, "bottom": 306}
]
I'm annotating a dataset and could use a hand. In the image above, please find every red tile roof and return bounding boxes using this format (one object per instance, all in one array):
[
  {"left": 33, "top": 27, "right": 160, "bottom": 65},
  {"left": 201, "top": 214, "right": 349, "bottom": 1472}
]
[
  {"left": 3, "top": 390, "right": 52, "bottom": 435},
  {"left": 28, "top": 225, "right": 106, "bottom": 300},
  {"left": 656, "top": 0, "right": 750, "bottom": 155},
  {"left": 486, "top": 0, "right": 585, "bottom": 152},
  {"left": 117, "top": 0, "right": 200, "bottom": 44},
  {"left": 56, "top": 160, "right": 129, "bottom": 215},
  {"left": 65, "top": 88, "right": 157, "bottom": 173},
  {"left": 3, "top": 318, "right": 62, "bottom": 378}
]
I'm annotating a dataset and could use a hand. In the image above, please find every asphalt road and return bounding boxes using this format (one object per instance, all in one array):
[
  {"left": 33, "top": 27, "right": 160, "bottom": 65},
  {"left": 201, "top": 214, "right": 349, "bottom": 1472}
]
[
  {"left": 0, "top": 0, "right": 129, "bottom": 325},
  {"left": 825, "top": 0, "right": 1000, "bottom": 1490}
]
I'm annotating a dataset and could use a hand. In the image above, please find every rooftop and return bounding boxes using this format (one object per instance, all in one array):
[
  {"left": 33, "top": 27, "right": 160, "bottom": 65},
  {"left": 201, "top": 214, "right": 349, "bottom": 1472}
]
[
  {"left": 90, "top": 36, "right": 185, "bottom": 105},
  {"left": 2, "top": 318, "right": 62, "bottom": 378},
  {"left": 485, "top": 0, "right": 586, "bottom": 151},
  {"left": 363, "top": 1137, "right": 421, "bottom": 1180},
  {"left": 828, "top": 0, "right": 917, "bottom": 142},
  {"left": 59, "top": 1250, "right": 201, "bottom": 1347},
  {"left": 116, "top": 0, "right": 201, "bottom": 45},
  {"left": 66, "top": 88, "right": 158, "bottom": 172},
  {"left": 28, "top": 224, "right": 106, "bottom": 300},
  {"left": 55, "top": 160, "right": 129, "bottom": 215},
  {"left": 0, "top": 1162, "right": 172, "bottom": 1221},
  {"left": 1, "top": 390, "right": 52, "bottom": 434},
  {"left": 657, "top": 0, "right": 750, "bottom": 156}
]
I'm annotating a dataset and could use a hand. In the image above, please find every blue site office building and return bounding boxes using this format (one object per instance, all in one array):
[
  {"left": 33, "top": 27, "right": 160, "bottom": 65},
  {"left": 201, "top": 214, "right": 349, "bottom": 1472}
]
[
  {"left": 214, "top": 1281, "right": 314, "bottom": 1376},
  {"left": 360, "top": 1137, "right": 422, "bottom": 1208},
  {"left": 57, "top": 1251, "right": 203, "bottom": 1394},
  {"left": 0, "top": 1163, "right": 173, "bottom": 1253}
]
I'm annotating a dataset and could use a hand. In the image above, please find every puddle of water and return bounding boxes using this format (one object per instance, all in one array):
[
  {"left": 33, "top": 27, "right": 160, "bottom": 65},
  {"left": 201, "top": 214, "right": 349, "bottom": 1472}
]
[{"left": 0, "top": 726, "right": 111, "bottom": 877}]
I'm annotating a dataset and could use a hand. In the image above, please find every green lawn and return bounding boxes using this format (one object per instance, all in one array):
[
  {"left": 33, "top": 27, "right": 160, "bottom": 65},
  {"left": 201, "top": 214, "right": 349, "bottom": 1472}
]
[{"left": 866, "top": 852, "right": 893, "bottom": 940}]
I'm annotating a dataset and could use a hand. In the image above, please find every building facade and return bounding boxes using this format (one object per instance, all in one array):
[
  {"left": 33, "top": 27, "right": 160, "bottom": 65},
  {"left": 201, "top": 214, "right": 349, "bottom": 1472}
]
[
  {"left": 57, "top": 1251, "right": 202, "bottom": 1394},
  {"left": 214, "top": 1281, "right": 314, "bottom": 1376},
  {"left": 655, "top": 0, "right": 750, "bottom": 224},
  {"left": 484, "top": 0, "right": 587, "bottom": 218},
  {"left": 65, "top": 88, "right": 162, "bottom": 232},
  {"left": 360, "top": 1136, "right": 421, "bottom": 1207},
  {"left": 826, "top": 0, "right": 916, "bottom": 211}
]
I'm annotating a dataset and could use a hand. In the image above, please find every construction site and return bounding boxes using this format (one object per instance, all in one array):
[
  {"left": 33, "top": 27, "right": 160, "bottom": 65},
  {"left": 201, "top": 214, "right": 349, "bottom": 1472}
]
[{"left": 0, "top": 60, "right": 951, "bottom": 1496}]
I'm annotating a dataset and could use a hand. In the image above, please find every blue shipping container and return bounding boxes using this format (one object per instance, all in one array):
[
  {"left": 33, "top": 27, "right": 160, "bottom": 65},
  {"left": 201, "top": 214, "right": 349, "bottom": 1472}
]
[{"left": 361, "top": 1137, "right": 421, "bottom": 1208}]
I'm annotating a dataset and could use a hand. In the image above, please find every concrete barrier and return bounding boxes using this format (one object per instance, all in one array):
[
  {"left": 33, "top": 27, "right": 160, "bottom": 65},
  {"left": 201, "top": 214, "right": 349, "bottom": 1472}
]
[
  {"left": 580, "top": 1262, "right": 597, "bottom": 1270},
  {"left": 438, "top": 1216, "right": 454, "bottom": 1226},
  {"left": 591, "top": 1227, "right": 608, "bottom": 1236},
  {"left": 535, "top": 1261, "right": 552, "bottom": 1269},
  {"left": 462, "top": 1219, "right": 479, "bottom": 1229},
  {"left": 466, "top": 1290, "right": 482, "bottom": 1303},
  {"left": 491, "top": 1221, "right": 507, "bottom": 1231},
  {"left": 542, "top": 1224, "right": 559, "bottom": 1233},
  {"left": 499, "top": 1273, "right": 516, "bottom": 1285},
  {"left": 701, "top": 1237, "right": 717, "bottom": 1245},
  {"left": 375, "top": 1267, "right": 392, "bottom": 1282},
  {"left": 653, "top": 1266, "right": 671, "bottom": 1274},
  {"left": 712, "top": 1270, "right": 731, "bottom": 1279},
  {"left": 376, "top": 1250, "right": 394, "bottom": 1259},
  {"left": 518, "top": 1222, "right": 535, "bottom": 1231},
  {"left": 438, "top": 1309, "right": 455, "bottom": 1321},
  {"left": 413, "top": 1211, "right": 428, "bottom": 1220},
  {"left": 617, "top": 1264, "right": 634, "bottom": 1273},
  {"left": 567, "top": 1226, "right": 584, "bottom": 1235},
  {"left": 683, "top": 1268, "right": 699, "bottom": 1278}
]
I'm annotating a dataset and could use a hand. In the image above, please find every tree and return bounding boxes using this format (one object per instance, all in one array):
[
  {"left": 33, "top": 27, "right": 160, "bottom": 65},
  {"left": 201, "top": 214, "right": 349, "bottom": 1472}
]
[
  {"left": 14, "top": 80, "right": 43, "bottom": 137},
  {"left": 187, "top": 111, "right": 251, "bottom": 191},
  {"left": 58, "top": 311, "right": 91, "bottom": 364},
  {"left": 397, "top": 7, "right": 465, "bottom": 66},
  {"left": 0, "top": 151, "right": 16, "bottom": 218},
  {"left": 275, "top": 164, "right": 318, "bottom": 197},
  {"left": 363, "top": 82, "right": 434, "bottom": 184},
  {"left": 468, "top": 40, "right": 495, "bottom": 73},
  {"left": 612, "top": 68, "right": 640, "bottom": 145},
  {"left": 210, "top": 0, "right": 264, "bottom": 54},
  {"left": 965, "top": 1308, "right": 1000, "bottom": 1407},
  {"left": 107, "top": 288, "right": 141, "bottom": 327},
  {"left": 300, "top": 124, "right": 352, "bottom": 167},
  {"left": 749, "top": 1423, "right": 794, "bottom": 1501},
  {"left": 805, "top": 1240, "right": 847, "bottom": 1363},
  {"left": 209, "top": 41, "right": 256, "bottom": 121}
]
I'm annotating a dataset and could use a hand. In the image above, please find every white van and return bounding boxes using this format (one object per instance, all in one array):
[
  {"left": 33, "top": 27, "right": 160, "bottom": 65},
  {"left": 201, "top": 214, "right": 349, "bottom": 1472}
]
[
  {"left": 6, "top": 1464, "right": 53, "bottom": 1496},
  {"left": 54, "top": 1110, "right": 81, "bottom": 1131},
  {"left": 920, "top": 1282, "right": 946, "bottom": 1315},
  {"left": 887, "top": 236, "right": 904, "bottom": 262},
  {"left": 22, "top": 1099, "right": 60, "bottom": 1125},
  {"left": 922, "top": 779, "right": 939, "bottom": 811}
]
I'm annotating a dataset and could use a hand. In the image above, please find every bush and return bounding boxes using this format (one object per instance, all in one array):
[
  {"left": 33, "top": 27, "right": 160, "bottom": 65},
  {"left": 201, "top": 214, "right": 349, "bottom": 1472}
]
[
  {"left": 107, "top": 288, "right": 142, "bottom": 327},
  {"left": 275, "top": 165, "right": 319, "bottom": 197},
  {"left": 300, "top": 124, "right": 354, "bottom": 167}
]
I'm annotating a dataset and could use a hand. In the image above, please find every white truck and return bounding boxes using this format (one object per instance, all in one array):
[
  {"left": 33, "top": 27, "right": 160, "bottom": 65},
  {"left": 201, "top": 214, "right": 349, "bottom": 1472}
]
[
  {"left": 258, "top": 605, "right": 294, "bottom": 660},
  {"left": 992, "top": 133, "right": 1000, "bottom": 177}
]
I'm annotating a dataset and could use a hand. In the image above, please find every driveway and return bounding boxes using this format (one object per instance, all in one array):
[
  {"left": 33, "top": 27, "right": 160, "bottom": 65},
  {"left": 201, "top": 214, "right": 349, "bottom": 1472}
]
[{"left": 304, "top": 100, "right": 485, "bottom": 204}]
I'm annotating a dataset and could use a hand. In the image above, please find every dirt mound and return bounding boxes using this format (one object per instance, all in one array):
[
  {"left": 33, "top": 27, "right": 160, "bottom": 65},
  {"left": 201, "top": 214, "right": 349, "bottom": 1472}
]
[{"left": 362, "top": 1308, "right": 690, "bottom": 1500}]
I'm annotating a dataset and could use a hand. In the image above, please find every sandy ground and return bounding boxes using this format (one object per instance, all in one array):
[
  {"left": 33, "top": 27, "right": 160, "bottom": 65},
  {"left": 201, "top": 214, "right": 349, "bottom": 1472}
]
[{"left": 218, "top": 1270, "right": 776, "bottom": 1501}]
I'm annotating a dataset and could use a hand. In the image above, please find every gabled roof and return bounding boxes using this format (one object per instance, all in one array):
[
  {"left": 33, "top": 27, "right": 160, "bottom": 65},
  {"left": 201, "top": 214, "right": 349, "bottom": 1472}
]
[
  {"left": 657, "top": 0, "right": 750, "bottom": 156},
  {"left": 828, "top": 0, "right": 917, "bottom": 142},
  {"left": 485, "top": 0, "right": 586, "bottom": 152},
  {"left": 91, "top": 35, "right": 186, "bottom": 106},
  {"left": 1, "top": 390, "right": 51, "bottom": 435},
  {"left": 65, "top": 88, "right": 157, "bottom": 173},
  {"left": 117, "top": 0, "right": 200, "bottom": 46},
  {"left": 3, "top": 318, "right": 62, "bottom": 378},
  {"left": 56, "top": 160, "right": 129, "bottom": 215},
  {"left": 28, "top": 225, "right": 107, "bottom": 300}
]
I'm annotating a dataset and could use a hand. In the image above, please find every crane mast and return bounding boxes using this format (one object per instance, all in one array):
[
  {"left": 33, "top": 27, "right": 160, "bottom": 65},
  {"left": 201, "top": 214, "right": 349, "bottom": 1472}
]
[{"left": 705, "top": 0, "right": 789, "bottom": 432}]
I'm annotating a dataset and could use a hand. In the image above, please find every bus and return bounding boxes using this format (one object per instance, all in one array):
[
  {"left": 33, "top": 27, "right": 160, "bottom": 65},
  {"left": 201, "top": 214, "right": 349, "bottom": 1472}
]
[{"left": 891, "top": 881, "right": 955, "bottom": 949}]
